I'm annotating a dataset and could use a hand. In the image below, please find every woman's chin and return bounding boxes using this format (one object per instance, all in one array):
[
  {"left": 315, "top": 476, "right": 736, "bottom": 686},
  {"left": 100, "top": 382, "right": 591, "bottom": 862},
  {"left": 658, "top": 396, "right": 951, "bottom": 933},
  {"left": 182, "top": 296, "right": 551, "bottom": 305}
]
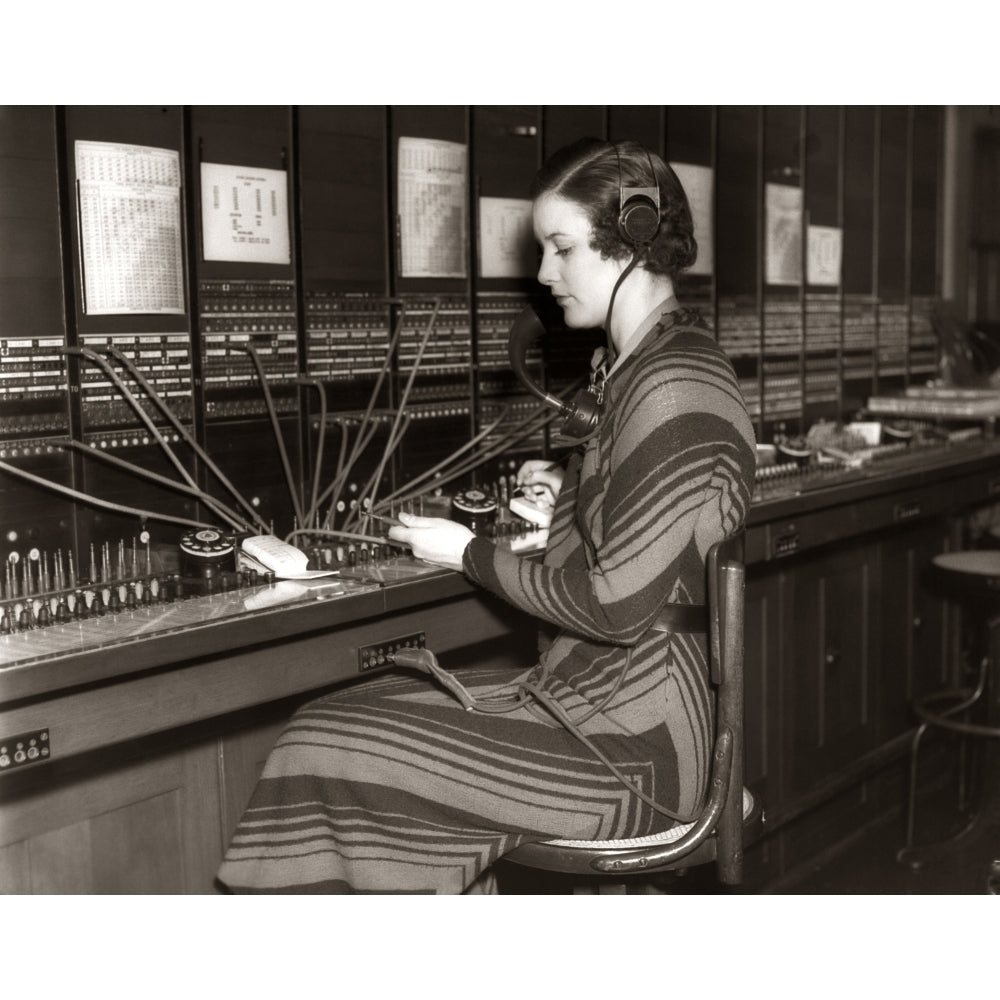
[{"left": 559, "top": 306, "right": 594, "bottom": 329}]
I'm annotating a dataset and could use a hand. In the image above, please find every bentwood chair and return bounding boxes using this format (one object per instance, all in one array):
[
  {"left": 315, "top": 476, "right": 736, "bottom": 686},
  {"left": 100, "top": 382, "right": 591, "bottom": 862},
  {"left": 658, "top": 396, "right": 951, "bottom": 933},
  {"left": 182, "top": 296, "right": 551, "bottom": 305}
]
[{"left": 503, "top": 533, "right": 763, "bottom": 890}]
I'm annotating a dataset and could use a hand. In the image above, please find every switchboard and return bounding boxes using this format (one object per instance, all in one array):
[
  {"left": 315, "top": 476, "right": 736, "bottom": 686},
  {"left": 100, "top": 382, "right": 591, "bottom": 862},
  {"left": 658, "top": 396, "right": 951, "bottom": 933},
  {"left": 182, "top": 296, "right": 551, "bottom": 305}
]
[{"left": 0, "top": 104, "right": 949, "bottom": 637}]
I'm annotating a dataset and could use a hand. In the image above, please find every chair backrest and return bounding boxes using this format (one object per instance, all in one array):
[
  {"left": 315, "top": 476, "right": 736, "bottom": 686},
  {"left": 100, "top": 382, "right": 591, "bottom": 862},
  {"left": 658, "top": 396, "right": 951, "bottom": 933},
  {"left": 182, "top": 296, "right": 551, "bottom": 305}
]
[{"left": 706, "top": 532, "right": 747, "bottom": 884}]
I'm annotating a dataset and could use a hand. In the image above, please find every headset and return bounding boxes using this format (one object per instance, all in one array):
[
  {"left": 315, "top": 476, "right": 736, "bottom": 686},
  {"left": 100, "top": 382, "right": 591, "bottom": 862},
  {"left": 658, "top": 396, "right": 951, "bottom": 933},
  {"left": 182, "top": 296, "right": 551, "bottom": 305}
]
[
  {"left": 507, "top": 144, "right": 662, "bottom": 439},
  {"left": 617, "top": 145, "right": 662, "bottom": 247}
]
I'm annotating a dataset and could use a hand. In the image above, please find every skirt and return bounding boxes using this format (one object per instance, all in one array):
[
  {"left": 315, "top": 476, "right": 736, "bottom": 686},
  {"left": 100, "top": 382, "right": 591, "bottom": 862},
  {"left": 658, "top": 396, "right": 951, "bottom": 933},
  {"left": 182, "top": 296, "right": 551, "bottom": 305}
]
[{"left": 216, "top": 631, "right": 711, "bottom": 893}]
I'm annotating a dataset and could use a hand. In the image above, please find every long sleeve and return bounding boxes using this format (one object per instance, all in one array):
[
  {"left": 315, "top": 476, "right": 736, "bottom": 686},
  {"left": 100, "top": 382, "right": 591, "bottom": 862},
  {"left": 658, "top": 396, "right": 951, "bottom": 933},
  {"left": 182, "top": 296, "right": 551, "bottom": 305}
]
[{"left": 463, "top": 322, "right": 756, "bottom": 646}]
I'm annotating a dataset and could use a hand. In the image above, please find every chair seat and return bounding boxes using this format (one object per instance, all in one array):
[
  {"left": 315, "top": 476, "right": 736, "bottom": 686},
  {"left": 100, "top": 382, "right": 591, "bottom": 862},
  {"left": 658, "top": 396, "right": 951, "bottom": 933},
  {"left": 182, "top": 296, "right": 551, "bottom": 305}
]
[{"left": 537, "top": 788, "right": 755, "bottom": 850}]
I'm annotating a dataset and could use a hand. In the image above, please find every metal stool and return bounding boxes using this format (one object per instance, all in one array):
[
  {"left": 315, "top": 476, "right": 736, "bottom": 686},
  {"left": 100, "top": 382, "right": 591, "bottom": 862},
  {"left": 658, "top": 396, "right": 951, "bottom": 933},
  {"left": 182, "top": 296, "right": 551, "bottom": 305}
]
[{"left": 897, "top": 549, "right": 1000, "bottom": 870}]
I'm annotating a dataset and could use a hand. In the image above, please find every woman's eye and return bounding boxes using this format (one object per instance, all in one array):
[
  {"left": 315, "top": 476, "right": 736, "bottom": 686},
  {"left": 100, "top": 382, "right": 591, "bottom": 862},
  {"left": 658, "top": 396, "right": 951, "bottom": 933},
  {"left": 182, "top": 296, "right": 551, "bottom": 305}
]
[{"left": 555, "top": 247, "right": 571, "bottom": 258}]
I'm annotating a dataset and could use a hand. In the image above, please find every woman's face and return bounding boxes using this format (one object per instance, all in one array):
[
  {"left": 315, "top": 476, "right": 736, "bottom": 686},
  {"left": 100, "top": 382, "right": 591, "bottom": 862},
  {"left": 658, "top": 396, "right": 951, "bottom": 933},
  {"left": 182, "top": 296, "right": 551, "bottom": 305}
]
[{"left": 533, "top": 192, "right": 624, "bottom": 329}]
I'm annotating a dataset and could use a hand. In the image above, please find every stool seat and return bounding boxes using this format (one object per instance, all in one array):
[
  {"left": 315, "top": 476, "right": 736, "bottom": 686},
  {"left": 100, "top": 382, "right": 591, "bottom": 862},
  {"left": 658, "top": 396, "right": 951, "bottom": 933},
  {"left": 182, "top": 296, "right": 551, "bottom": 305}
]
[
  {"left": 928, "top": 551, "right": 1000, "bottom": 605},
  {"left": 932, "top": 550, "right": 1000, "bottom": 577}
]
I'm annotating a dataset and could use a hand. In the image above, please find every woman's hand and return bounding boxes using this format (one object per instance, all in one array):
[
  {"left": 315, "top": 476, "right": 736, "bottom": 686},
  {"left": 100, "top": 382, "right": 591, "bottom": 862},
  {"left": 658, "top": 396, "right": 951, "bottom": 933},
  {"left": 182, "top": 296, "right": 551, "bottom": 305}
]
[
  {"left": 515, "top": 460, "right": 563, "bottom": 510},
  {"left": 387, "top": 512, "right": 475, "bottom": 572}
]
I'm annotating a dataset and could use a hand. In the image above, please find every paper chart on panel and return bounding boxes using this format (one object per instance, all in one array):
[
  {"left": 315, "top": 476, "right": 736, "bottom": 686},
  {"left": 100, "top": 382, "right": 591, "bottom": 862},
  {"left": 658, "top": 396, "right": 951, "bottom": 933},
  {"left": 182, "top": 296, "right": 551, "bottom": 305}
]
[
  {"left": 478, "top": 197, "right": 535, "bottom": 278},
  {"left": 200, "top": 163, "right": 291, "bottom": 265},
  {"left": 807, "top": 225, "right": 843, "bottom": 286},
  {"left": 397, "top": 137, "right": 468, "bottom": 279},
  {"left": 765, "top": 182, "right": 803, "bottom": 286},
  {"left": 669, "top": 162, "right": 714, "bottom": 278},
  {"left": 75, "top": 140, "right": 185, "bottom": 316}
]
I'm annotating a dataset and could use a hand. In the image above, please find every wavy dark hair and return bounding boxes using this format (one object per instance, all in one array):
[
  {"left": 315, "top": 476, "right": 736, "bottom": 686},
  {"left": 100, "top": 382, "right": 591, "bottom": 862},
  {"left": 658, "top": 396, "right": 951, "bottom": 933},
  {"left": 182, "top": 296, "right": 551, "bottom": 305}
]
[{"left": 530, "top": 137, "right": 697, "bottom": 278}]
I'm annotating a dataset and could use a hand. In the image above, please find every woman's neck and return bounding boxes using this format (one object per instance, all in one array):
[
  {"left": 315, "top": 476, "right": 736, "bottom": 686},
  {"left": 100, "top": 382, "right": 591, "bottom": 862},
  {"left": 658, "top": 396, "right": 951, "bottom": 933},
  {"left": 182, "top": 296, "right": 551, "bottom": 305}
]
[{"left": 607, "top": 269, "right": 678, "bottom": 358}]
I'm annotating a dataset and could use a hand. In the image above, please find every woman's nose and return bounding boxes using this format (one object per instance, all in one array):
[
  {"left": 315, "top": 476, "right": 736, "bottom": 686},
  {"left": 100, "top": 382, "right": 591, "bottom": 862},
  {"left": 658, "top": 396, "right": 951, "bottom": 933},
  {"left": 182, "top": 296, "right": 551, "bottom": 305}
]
[{"left": 537, "top": 253, "right": 556, "bottom": 286}]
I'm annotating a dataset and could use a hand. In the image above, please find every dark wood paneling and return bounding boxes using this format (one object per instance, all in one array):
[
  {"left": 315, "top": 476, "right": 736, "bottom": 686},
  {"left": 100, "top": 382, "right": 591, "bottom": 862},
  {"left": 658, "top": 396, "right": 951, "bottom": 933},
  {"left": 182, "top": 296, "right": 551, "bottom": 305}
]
[
  {"left": 607, "top": 106, "right": 662, "bottom": 153},
  {"left": 665, "top": 106, "right": 713, "bottom": 166},
  {"left": 472, "top": 105, "right": 540, "bottom": 199},
  {"left": 542, "top": 106, "right": 605, "bottom": 158},
  {"left": 298, "top": 106, "right": 387, "bottom": 292},
  {"left": 804, "top": 106, "right": 841, "bottom": 230},
  {"left": 0, "top": 107, "right": 63, "bottom": 306},
  {"left": 843, "top": 106, "right": 877, "bottom": 295},
  {"left": 878, "top": 106, "right": 909, "bottom": 303},
  {"left": 716, "top": 106, "right": 759, "bottom": 298},
  {"left": 910, "top": 106, "right": 941, "bottom": 297}
]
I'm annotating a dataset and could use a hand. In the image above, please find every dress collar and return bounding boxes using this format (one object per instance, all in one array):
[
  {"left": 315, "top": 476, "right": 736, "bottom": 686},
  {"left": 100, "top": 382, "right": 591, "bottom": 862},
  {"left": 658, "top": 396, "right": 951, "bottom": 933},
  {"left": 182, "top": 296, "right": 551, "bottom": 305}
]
[{"left": 606, "top": 295, "right": 682, "bottom": 379}]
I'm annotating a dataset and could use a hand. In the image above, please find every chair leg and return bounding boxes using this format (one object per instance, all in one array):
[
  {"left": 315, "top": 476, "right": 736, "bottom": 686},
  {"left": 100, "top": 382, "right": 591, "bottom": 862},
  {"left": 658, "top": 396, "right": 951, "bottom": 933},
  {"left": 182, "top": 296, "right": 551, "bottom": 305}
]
[{"left": 571, "top": 882, "right": 627, "bottom": 895}]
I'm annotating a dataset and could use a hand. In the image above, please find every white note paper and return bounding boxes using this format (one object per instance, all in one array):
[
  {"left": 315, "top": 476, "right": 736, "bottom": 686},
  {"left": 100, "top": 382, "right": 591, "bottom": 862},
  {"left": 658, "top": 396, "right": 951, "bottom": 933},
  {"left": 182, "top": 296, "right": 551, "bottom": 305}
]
[
  {"left": 765, "top": 182, "right": 803, "bottom": 286},
  {"left": 397, "top": 137, "right": 468, "bottom": 279},
  {"left": 200, "top": 162, "right": 291, "bottom": 265},
  {"left": 478, "top": 197, "right": 535, "bottom": 278},
  {"left": 669, "top": 162, "right": 714, "bottom": 278},
  {"left": 807, "top": 225, "right": 843, "bottom": 286},
  {"left": 75, "top": 140, "right": 185, "bottom": 315}
]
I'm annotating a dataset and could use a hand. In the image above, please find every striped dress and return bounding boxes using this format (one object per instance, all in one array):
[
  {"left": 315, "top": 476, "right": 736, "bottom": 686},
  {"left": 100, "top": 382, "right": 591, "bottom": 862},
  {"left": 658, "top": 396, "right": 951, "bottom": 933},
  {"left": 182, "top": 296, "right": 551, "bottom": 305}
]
[{"left": 216, "top": 306, "right": 756, "bottom": 893}]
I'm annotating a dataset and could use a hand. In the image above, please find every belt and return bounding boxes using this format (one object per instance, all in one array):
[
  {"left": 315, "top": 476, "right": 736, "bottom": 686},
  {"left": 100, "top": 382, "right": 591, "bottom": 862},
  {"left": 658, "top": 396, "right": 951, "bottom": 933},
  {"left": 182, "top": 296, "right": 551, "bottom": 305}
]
[{"left": 650, "top": 602, "right": 708, "bottom": 634}]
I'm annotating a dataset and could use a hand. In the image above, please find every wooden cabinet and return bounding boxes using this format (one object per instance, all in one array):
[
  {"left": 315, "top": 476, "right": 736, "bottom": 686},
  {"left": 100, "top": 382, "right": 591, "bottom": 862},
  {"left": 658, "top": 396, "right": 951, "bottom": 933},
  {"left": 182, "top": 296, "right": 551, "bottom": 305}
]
[
  {"left": 741, "top": 517, "right": 955, "bottom": 886},
  {"left": 0, "top": 735, "right": 221, "bottom": 893},
  {"left": 0, "top": 584, "right": 537, "bottom": 893},
  {"left": 4, "top": 450, "right": 1000, "bottom": 892}
]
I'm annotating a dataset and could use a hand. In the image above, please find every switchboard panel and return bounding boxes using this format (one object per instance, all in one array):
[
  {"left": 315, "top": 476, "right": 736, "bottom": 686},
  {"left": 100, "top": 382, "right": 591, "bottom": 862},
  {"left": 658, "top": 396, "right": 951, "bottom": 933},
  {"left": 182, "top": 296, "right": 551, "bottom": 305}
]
[{"left": 1, "top": 104, "right": 948, "bottom": 622}]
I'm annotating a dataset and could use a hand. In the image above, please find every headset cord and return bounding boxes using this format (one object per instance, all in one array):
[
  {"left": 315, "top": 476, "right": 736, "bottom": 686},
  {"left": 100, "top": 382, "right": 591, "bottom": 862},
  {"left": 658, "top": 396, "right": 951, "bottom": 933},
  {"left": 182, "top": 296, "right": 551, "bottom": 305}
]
[
  {"left": 603, "top": 252, "right": 642, "bottom": 363},
  {"left": 517, "top": 677, "right": 699, "bottom": 824},
  {"left": 392, "top": 644, "right": 698, "bottom": 824}
]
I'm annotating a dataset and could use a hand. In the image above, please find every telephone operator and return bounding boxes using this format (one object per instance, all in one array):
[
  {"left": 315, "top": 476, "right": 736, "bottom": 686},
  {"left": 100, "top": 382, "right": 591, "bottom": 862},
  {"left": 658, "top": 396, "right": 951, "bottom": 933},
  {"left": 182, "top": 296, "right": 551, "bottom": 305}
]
[{"left": 217, "top": 138, "right": 757, "bottom": 894}]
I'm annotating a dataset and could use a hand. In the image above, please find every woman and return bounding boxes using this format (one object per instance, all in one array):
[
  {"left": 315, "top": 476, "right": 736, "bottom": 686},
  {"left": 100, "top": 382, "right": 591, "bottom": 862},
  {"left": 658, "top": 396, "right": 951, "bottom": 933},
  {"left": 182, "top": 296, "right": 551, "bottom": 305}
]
[{"left": 217, "top": 138, "right": 756, "bottom": 893}]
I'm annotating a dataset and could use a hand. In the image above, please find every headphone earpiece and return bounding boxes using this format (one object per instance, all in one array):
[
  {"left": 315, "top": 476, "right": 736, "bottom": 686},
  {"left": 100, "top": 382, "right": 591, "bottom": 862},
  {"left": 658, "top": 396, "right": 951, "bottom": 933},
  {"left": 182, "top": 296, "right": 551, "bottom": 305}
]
[
  {"left": 618, "top": 192, "right": 660, "bottom": 245},
  {"left": 616, "top": 145, "right": 662, "bottom": 247}
]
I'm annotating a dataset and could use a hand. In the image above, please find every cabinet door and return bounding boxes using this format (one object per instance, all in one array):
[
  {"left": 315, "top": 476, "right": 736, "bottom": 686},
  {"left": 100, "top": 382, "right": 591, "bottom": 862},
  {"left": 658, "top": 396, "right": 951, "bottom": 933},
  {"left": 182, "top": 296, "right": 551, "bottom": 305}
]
[
  {"left": 782, "top": 541, "right": 880, "bottom": 800},
  {"left": 877, "top": 519, "right": 950, "bottom": 741},
  {"left": 218, "top": 708, "right": 299, "bottom": 847},
  {"left": 0, "top": 738, "right": 221, "bottom": 893},
  {"left": 771, "top": 540, "right": 882, "bottom": 874}
]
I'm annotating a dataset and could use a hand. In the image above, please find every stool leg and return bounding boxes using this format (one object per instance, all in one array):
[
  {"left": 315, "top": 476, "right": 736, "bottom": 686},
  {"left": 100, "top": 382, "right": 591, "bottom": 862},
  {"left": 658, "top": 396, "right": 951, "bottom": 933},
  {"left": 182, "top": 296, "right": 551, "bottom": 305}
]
[
  {"left": 987, "top": 859, "right": 1000, "bottom": 895},
  {"left": 957, "top": 729, "right": 972, "bottom": 814},
  {"left": 897, "top": 632, "right": 999, "bottom": 871},
  {"left": 901, "top": 721, "right": 929, "bottom": 853}
]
